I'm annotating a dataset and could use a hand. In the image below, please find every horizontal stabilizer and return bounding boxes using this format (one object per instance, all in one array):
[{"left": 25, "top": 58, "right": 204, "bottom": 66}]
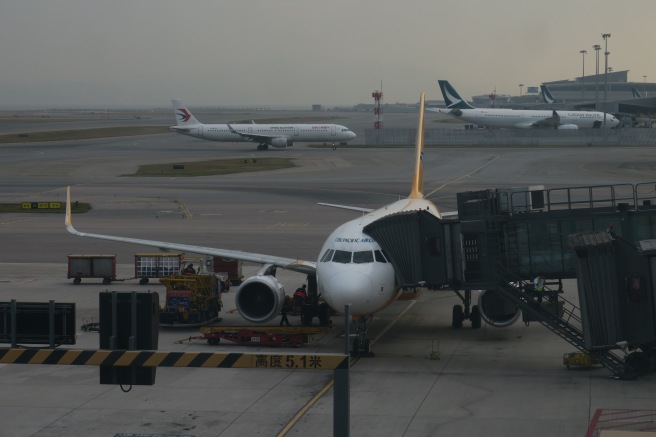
[{"left": 318, "top": 203, "right": 375, "bottom": 213}]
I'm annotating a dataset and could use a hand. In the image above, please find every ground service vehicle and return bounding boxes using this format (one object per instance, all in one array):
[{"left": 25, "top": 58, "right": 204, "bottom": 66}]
[{"left": 159, "top": 274, "right": 221, "bottom": 327}]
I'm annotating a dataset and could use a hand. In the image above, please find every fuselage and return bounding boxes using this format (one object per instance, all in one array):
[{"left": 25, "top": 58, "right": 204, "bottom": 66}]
[
  {"left": 316, "top": 197, "right": 439, "bottom": 316},
  {"left": 441, "top": 108, "right": 619, "bottom": 129},
  {"left": 177, "top": 123, "right": 356, "bottom": 143}
]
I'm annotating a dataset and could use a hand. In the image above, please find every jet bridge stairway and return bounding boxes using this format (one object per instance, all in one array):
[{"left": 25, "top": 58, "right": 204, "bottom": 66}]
[{"left": 492, "top": 272, "right": 631, "bottom": 378}]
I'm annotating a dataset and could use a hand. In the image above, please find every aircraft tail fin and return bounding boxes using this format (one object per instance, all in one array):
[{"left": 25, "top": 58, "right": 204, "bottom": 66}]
[
  {"left": 438, "top": 80, "right": 475, "bottom": 109},
  {"left": 632, "top": 87, "right": 642, "bottom": 98},
  {"left": 171, "top": 99, "right": 201, "bottom": 126},
  {"left": 409, "top": 92, "right": 426, "bottom": 199},
  {"left": 541, "top": 85, "right": 556, "bottom": 104}
]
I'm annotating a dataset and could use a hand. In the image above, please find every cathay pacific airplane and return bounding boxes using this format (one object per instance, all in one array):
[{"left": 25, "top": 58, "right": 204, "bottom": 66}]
[
  {"left": 67, "top": 93, "right": 504, "bottom": 356},
  {"left": 430, "top": 80, "right": 619, "bottom": 129},
  {"left": 170, "top": 99, "right": 356, "bottom": 150},
  {"left": 540, "top": 84, "right": 557, "bottom": 104}
]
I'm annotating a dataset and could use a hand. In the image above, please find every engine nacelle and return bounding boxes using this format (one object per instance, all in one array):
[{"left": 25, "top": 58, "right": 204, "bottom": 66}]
[
  {"left": 557, "top": 124, "right": 579, "bottom": 130},
  {"left": 477, "top": 290, "right": 521, "bottom": 327},
  {"left": 235, "top": 275, "right": 286, "bottom": 323},
  {"left": 270, "top": 137, "right": 292, "bottom": 148}
]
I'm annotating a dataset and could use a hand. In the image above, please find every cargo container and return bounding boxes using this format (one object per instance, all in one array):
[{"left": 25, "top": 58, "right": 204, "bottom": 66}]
[
  {"left": 134, "top": 253, "right": 183, "bottom": 285},
  {"left": 212, "top": 258, "right": 244, "bottom": 285},
  {"left": 67, "top": 254, "right": 116, "bottom": 285}
]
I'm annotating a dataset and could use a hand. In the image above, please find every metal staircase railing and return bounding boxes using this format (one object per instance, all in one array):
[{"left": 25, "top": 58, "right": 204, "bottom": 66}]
[{"left": 492, "top": 270, "right": 629, "bottom": 377}]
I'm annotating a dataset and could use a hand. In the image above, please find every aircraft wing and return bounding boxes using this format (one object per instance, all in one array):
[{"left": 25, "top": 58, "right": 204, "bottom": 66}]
[
  {"left": 227, "top": 124, "right": 281, "bottom": 142},
  {"left": 65, "top": 187, "right": 316, "bottom": 275},
  {"left": 169, "top": 126, "right": 193, "bottom": 133},
  {"left": 530, "top": 110, "right": 561, "bottom": 128},
  {"left": 318, "top": 202, "right": 375, "bottom": 213},
  {"left": 320, "top": 202, "right": 458, "bottom": 218}
]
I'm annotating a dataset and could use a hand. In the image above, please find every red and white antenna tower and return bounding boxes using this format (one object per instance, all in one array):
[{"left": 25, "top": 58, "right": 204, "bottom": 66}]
[
  {"left": 372, "top": 82, "right": 383, "bottom": 129},
  {"left": 488, "top": 87, "right": 497, "bottom": 108}
]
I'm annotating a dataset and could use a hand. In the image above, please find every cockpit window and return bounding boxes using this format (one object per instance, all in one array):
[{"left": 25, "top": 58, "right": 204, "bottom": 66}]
[
  {"left": 353, "top": 250, "right": 374, "bottom": 264},
  {"left": 320, "top": 249, "right": 334, "bottom": 263},
  {"left": 332, "top": 250, "right": 352, "bottom": 264},
  {"left": 374, "top": 250, "right": 388, "bottom": 263}
]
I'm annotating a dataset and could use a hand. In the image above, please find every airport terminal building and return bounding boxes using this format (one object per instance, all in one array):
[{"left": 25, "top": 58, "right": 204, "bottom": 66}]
[{"left": 473, "top": 70, "right": 656, "bottom": 117}]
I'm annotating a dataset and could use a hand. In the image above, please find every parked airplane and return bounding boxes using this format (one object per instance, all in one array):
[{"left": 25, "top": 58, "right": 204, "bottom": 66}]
[
  {"left": 170, "top": 99, "right": 356, "bottom": 150},
  {"left": 67, "top": 93, "right": 507, "bottom": 355},
  {"left": 430, "top": 80, "right": 619, "bottom": 129}
]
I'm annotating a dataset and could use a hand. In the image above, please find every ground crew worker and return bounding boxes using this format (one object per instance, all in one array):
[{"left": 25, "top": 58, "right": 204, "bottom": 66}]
[
  {"left": 293, "top": 284, "right": 307, "bottom": 313},
  {"left": 533, "top": 274, "right": 545, "bottom": 305},
  {"left": 182, "top": 263, "right": 196, "bottom": 275},
  {"left": 279, "top": 303, "right": 290, "bottom": 326},
  {"left": 302, "top": 296, "right": 315, "bottom": 326}
]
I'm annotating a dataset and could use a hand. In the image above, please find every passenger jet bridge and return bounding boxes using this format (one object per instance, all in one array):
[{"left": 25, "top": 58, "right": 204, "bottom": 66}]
[{"left": 364, "top": 182, "right": 656, "bottom": 378}]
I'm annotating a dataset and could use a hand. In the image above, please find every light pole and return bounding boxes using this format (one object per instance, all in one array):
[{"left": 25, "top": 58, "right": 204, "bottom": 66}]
[
  {"left": 593, "top": 44, "right": 601, "bottom": 107},
  {"left": 602, "top": 33, "right": 611, "bottom": 131},
  {"left": 580, "top": 50, "right": 587, "bottom": 100},
  {"left": 519, "top": 83, "right": 524, "bottom": 97},
  {"left": 644, "top": 75, "right": 648, "bottom": 97}
]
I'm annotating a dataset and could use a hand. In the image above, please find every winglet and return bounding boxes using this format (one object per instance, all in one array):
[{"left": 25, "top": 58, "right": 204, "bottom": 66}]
[
  {"left": 409, "top": 92, "right": 426, "bottom": 199},
  {"left": 65, "top": 186, "right": 77, "bottom": 235}
]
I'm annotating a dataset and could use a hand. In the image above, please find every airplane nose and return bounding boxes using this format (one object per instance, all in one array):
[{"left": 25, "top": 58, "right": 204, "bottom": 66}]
[
  {"left": 348, "top": 131, "right": 356, "bottom": 139},
  {"left": 324, "top": 271, "right": 373, "bottom": 314}
]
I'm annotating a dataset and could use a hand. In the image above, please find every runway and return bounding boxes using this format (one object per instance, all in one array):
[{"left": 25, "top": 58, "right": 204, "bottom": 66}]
[{"left": 1, "top": 119, "right": 656, "bottom": 436}]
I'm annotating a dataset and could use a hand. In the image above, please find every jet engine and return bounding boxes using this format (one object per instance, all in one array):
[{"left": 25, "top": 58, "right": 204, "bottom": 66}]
[
  {"left": 557, "top": 124, "right": 579, "bottom": 130},
  {"left": 235, "top": 275, "right": 286, "bottom": 323},
  {"left": 477, "top": 289, "right": 521, "bottom": 327},
  {"left": 270, "top": 137, "right": 293, "bottom": 148},
  {"left": 449, "top": 109, "right": 463, "bottom": 117}
]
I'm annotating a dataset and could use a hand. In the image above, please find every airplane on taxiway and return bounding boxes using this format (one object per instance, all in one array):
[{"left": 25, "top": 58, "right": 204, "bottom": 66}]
[
  {"left": 430, "top": 80, "right": 620, "bottom": 130},
  {"left": 66, "top": 92, "right": 509, "bottom": 355},
  {"left": 169, "top": 99, "right": 356, "bottom": 150}
]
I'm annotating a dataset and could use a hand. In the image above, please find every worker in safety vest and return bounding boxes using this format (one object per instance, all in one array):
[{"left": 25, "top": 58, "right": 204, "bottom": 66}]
[
  {"left": 533, "top": 274, "right": 545, "bottom": 305},
  {"left": 293, "top": 284, "right": 307, "bottom": 314}
]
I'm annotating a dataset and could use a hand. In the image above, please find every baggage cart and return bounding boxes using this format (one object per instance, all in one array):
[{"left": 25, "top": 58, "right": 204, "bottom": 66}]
[
  {"left": 67, "top": 254, "right": 116, "bottom": 285},
  {"left": 134, "top": 253, "right": 183, "bottom": 285}
]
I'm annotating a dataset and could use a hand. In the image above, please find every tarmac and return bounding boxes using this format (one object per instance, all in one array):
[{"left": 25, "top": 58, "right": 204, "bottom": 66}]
[{"left": 1, "top": 112, "right": 656, "bottom": 436}]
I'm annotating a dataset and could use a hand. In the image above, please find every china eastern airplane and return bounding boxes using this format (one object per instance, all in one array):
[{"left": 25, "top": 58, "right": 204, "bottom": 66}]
[
  {"left": 169, "top": 99, "right": 356, "bottom": 150},
  {"left": 429, "top": 80, "right": 619, "bottom": 129},
  {"left": 68, "top": 93, "right": 513, "bottom": 356}
]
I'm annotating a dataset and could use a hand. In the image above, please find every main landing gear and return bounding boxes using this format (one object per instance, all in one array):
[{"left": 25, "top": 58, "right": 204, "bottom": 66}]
[
  {"left": 322, "top": 142, "right": 337, "bottom": 150},
  {"left": 351, "top": 316, "right": 374, "bottom": 357},
  {"left": 452, "top": 289, "right": 482, "bottom": 329},
  {"left": 257, "top": 143, "right": 269, "bottom": 150}
]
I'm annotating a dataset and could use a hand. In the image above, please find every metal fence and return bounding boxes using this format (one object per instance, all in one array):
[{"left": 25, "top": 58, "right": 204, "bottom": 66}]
[{"left": 364, "top": 128, "right": 656, "bottom": 146}]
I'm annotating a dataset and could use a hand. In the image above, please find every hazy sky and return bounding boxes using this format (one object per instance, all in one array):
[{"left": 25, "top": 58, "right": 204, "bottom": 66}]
[{"left": 0, "top": 0, "right": 653, "bottom": 107}]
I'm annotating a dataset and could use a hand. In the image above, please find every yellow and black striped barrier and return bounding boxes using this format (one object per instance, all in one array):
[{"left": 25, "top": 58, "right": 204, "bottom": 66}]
[{"left": 0, "top": 348, "right": 348, "bottom": 370}]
